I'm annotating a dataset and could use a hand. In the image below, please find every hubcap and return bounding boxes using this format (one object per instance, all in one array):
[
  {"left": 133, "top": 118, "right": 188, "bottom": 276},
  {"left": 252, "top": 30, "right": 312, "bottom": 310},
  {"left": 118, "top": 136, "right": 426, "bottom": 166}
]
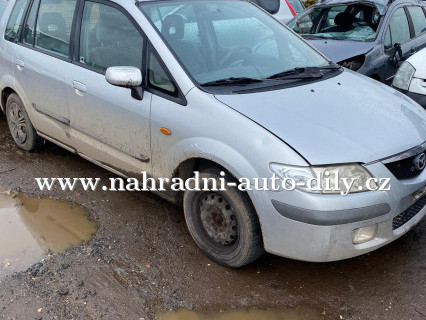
[
  {"left": 8, "top": 102, "right": 27, "bottom": 144},
  {"left": 199, "top": 193, "right": 238, "bottom": 245}
]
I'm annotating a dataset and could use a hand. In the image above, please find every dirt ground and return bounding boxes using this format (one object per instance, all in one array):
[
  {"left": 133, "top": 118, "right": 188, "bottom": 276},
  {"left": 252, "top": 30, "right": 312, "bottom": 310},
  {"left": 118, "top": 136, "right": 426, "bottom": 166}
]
[{"left": 0, "top": 117, "right": 425, "bottom": 320}]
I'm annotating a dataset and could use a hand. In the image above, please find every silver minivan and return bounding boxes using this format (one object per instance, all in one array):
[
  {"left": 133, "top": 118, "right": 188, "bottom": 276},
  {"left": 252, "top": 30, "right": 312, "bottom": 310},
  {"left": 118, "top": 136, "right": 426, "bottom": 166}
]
[{"left": 1, "top": 0, "right": 425, "bottom": 267}]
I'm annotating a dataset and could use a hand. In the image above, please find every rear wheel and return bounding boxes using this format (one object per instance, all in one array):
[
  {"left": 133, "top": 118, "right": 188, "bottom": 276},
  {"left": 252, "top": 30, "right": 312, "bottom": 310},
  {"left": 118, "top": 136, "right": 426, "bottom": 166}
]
[
  {"left": 183, "top": 169, "right": 264, "bottom": 267},
  {"left": 6, "top": 93, "right": 44, "bottom": 151}
]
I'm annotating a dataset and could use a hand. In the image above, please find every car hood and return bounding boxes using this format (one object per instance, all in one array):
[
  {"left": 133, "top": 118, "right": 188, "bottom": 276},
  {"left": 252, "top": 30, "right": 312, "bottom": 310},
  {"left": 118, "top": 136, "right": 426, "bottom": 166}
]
[
  {"left": 215, "top": 70, "right": 426, "bottom": 165},
  {"left": 305, "top": 39, "right": 375, "bottom": 63}
]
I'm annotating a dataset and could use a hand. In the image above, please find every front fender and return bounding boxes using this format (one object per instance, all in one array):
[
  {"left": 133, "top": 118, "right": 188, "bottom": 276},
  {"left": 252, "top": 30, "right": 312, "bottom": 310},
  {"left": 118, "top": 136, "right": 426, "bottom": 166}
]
[{"left": 166, "top": 137, "right": 263, "bottom": 181}]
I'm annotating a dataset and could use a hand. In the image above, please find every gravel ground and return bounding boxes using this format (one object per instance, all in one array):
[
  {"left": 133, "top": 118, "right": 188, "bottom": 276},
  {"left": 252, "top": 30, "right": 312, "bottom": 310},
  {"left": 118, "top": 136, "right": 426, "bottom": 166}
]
[{"left": 0, "top": 118, "right": 424, "bottom": 320}]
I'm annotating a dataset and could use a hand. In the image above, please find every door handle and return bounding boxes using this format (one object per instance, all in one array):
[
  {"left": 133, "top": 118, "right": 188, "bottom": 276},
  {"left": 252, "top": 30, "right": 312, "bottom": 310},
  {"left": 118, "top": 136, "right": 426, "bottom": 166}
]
[
  {"left": 15, "top": 59, "right": 24, "bottom": 70},
  {"left": 72, "top": 81, "right": 87, "bottom": 94}
]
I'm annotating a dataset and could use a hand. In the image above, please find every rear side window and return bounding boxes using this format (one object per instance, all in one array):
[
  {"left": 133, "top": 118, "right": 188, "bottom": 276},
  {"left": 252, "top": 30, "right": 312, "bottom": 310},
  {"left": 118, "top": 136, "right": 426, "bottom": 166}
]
[
  {"left": 387, "top": 8, "right": 411, "bottom": 45},
  {"left": 4, "top": 0, "right": 30, "bottom": 42},
  {"left": 35, "top": 0, "right": 77, "bottom": 57},
  {"left": 407, "top": 6, "right": 426, "bottom": 36},
  {"left": 79, "top": 2, "right": 144, "bottom": 73}
]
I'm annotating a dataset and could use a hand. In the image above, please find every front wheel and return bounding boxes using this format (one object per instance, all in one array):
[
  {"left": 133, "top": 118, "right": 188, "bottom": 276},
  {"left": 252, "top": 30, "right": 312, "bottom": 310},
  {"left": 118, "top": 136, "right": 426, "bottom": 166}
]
[{"left": 183, "top": 169, "right": 264, "bottom": 267}]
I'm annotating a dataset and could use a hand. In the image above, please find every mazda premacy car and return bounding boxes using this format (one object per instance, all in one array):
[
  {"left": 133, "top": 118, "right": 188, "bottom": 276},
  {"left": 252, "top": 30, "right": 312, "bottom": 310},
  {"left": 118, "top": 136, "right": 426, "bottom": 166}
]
[{"left": 1, "top": 0, "right": 425, "bottom": 267}]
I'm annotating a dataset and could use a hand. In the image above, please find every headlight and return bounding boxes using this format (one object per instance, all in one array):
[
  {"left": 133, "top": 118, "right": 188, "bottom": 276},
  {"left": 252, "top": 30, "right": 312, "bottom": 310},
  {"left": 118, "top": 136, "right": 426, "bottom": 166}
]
[
  {"left": 269, "top": 164, "right": 317, "bottom": 193},
  {"left": 311, "top": 164, "right": 377, "bottom": 194},
  {"left": 337, "top": 55, "right": 365, "bottom": 71},
  {"left": 409, "top": 77, "right": 426, "bottom": 95},
  {"left": 270, "top": 163, "right": 376, "bottom": 195},
  {"left": 392, "top": 62, "right": 415, "bottom": 91}
]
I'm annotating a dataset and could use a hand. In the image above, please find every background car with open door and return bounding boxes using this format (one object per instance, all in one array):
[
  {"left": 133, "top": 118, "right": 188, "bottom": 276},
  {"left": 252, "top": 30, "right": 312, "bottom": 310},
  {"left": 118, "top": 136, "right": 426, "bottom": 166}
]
[{"left": 288, "top": 0, "right": 426, "bottom": 84}]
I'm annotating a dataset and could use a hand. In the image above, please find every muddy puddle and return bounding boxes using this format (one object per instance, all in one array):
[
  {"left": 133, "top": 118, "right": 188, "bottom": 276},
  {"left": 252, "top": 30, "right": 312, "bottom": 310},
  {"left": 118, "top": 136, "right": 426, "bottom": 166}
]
[
  {"left": 0, "top": 189, "right": 97, "bottom": 278},
  {"left": 158, "top": 308, "right": 323, "bottom": 320}
]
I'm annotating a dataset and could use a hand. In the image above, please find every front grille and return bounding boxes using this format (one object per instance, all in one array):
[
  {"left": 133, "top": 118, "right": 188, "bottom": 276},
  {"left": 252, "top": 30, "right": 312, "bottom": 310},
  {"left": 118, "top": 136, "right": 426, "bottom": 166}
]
[
  {"left": 392, "top": 196, "right": 426, "bottom": 230},
  {"left": 385, "top": 152, "right": 425, "bottom": 180}
]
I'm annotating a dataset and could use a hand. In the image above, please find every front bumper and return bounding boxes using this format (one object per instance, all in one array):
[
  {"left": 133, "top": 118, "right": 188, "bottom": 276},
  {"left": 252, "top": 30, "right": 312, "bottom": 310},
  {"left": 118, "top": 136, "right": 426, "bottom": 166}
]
[
  {"left": 251, "top": 161, "right": 426, "bottom": 262},
  {"left": 393, "top": 87, "right": 426, "bottom": 108}
]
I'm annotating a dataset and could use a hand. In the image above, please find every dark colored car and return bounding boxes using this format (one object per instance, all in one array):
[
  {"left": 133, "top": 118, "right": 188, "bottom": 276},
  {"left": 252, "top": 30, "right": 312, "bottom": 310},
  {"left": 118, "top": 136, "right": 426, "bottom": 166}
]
[{"left": 288, "top": 0, "right": 426, "bottom": 84}]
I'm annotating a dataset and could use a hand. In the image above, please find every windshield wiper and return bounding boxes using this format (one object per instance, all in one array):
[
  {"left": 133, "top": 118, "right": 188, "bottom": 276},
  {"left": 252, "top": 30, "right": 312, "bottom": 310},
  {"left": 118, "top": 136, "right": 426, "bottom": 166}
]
[
  {"left": 201, "top": 77, "right": 263, "bottom": 87},
  {"left": 267, "top": 67, "right": 323, "bottom": 80},
  {"left": 319, "top": 64, "right": 342, "bottom": 70},
  {"left": 267, "top": 65, "right": 341, "bottom": 80}
]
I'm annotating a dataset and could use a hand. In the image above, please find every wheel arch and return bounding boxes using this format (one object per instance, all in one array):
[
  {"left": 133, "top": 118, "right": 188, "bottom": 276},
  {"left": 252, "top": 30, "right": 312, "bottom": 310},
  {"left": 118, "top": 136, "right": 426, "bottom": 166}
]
[
  {"left": 173, "top": 156, "right": 264, "bottom": 246},
  {"left": 170, "top": 155, "right": 265, "bottom": 232},
  {"left": 0, "top": 87, "right": 16, "bottom": 114}
]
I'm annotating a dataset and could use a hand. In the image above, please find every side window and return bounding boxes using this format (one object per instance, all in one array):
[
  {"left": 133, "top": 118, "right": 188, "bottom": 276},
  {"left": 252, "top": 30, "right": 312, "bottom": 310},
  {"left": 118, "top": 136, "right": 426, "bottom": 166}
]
[
  {"left": 4, "top": 0, "right": 30, "bottom": 42},
  {"left": 148, "top": 52, "right": 176, "bottom": 94},
  {"left": 79, "top": 2, "right": 144, "bottom": 73},
  {"left": 23, "top": 0, "right": 41, "bottom": 45},
  {"left": 407, "top": 6, "right": 426, "bottom": 36},
  {"left": 388, "top": 8, "right": 411, "bottom": 45},
  {"left": 384, "top": 27, "right": 392, "bottom": 48},
  {"left": 35, "top": 0, "right": 77, "bottom": 57}
]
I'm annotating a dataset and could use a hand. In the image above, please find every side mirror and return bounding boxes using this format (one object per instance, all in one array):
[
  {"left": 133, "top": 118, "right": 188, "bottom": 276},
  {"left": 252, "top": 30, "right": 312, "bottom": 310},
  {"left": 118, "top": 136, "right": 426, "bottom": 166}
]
[{"left": 105, "top": 66, "right": 144, "bottom": 100}]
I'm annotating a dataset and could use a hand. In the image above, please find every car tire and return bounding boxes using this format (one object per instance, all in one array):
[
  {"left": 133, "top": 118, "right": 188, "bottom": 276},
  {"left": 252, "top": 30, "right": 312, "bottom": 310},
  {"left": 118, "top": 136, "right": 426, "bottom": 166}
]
[
  {"left": 183, "top": 168, "right": 264, "bottom": 267},
  {"left": 6, "top": 93, "right": 44, "bottom": 151}
]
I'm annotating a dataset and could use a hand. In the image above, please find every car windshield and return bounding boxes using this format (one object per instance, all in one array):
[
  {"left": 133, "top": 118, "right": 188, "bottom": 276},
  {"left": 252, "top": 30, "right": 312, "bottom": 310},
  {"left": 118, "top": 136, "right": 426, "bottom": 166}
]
[
  {"left": 139, "top": 0, "right": 329, "bottom": 86},
  {"left": 288, "top": 2, "right": 386, "bottom": 42}
]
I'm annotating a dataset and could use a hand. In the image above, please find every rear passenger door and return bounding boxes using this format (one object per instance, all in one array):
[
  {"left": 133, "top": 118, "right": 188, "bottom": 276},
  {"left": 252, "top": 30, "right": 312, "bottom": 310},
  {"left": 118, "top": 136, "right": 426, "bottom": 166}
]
[
  {"left": 2, "top": 0, "right": 30, "bottom": 106},
  {"left": 66, "top": 0, "right": 152, "bottom": 175},
  {"left": 14, "top": 0, "right": 77, "bottom": 135},
  {"left": 406, "top": 6, "right": 426, "bottom": 51},
  {"left": 383, "top": 7, "right": 417, "bottom": 83}
]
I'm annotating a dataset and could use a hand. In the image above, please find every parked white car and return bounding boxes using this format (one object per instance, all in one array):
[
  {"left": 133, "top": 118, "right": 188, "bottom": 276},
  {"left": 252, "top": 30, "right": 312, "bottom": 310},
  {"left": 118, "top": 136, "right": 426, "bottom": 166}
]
[{"left": 393, "top": 47, "right": 426, "bottom": 108}]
